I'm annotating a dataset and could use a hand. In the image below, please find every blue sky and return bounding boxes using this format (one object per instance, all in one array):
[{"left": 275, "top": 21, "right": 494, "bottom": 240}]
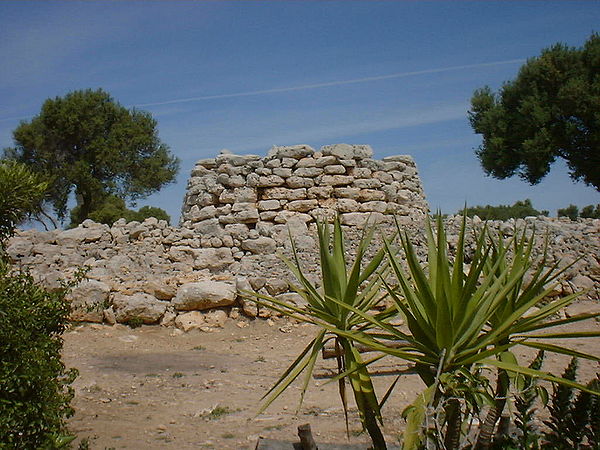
[{"left": 1, "top": 1, "right": 598, "bottom": 224}]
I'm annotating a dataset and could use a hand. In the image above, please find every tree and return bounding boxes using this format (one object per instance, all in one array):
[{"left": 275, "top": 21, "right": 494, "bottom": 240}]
[
  {"left": 461, "top": 199, "right": 548, "bottom": 220},
  {"left": 557, "top": 204, "right": 579, "bottom": 221},
  {"left": 557, "top": 203, "right": 600, "bottom": 220},
  {"left": 0, "top": 160, "right": 48, "bottom": 241},
  {"left": 580, "top": 204, "right": 600, "bottom": 219},
  {"left": 69, "top": 194, "right": 171, "bottom": 226},
  {"left": 469, "top": 33, "right": 600, "bottom": 190},
  {"left": 4, "top": 88, "right": 180, "bottom": 225}
]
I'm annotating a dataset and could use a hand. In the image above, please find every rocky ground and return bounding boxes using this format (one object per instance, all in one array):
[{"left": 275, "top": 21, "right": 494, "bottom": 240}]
[{"left": 64, "top": 307, "right": 600, "bottom": 450}]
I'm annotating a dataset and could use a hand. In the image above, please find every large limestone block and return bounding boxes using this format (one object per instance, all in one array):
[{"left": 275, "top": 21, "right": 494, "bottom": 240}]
[
  {"left": 340, "top": 212, "right": 386, "bottom": 226},
  {"left": 172, "top": 281, "right": 237, "bottom": 311},
  {"left": 286, "top": 176, "right": 315, "bottom": 189},
  {"left": 286, "top": 199, "right": 319, "bottom": 212},
  {"left": 69, "top": 280, "right": 111, "bottom": 323},
  {"left": 257, "top": 175, "right": 285, "bottom": 187},
  {"left": 295, "top": 157, "right": 317, "bottom": 168},
  {"left": 144, "top": 280, "right": 177, "bottom": 300},
  {"left": 293, "top": 167, "right": 323, "bottom": 178},
  {"left": 56, "top": 226, "right": 105, "bottom": 246},
  {"left": 268, "top": 144, "right": 315, "bottom": 159},
  {"left": 321, "top": 144, "right": 373, "bottom": 160},
  {"left": 241, "top": 237, "right": 277, "bottom": 254},
  {"left": 174, "top": 311, "right": 205, "bottom": 331},
  {"left": 263, "top": 187, "right": 307, "bottom": 200},
  {"left": 215, "top": 153, "right": 261, "bottom": 167},
  {"left": 192, "top": 248, "right": 234, "bottom": 270},
  {"left": 113, "top": 293, "right": 167, "bottom": 324},
  {"left": 382, "top": 154, "right": 415, "bottom": 165},
  {"left": 307, "top": 186, "right": 333, "bottom": 199},
  {"left": 6, "top": 237, "right": 33, "bottom": 259},
  {"left": 319, "top": 175, "right": 354, "bottom": 186}
]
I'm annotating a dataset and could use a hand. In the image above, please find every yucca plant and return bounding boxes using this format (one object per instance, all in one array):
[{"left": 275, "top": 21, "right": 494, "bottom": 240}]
[
  {"left": 246, "top": 217, "right": 395, "bottom": 449},
  {"left": 475, "top": 225, "right": 600, "bottom": 449},
  {"left": 318, "top": 215, "right": 600, "bottom": 449}
]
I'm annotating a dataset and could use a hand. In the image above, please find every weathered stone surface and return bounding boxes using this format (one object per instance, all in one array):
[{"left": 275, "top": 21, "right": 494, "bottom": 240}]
[
  {"left": 286, "top": 176, "right": 314, "bottom": 189},
  {"left": 323, "top": 164, "right": 347, "bottom": 175},
  {"left": 293, "top": 167, "right": 323, "bottom": 178},
  {"left": 192, "top": 248, "right": 234, "bottom": 270},
  {"left": 321, "top": 144, "right": 373, "bottom": 160},
  {"left": 112, "top": 293, "right": 167, "bottom": 324},
  {"left": 565, "top": 300, "right": 600, "bottom": 318},
  {"left": 265, "top": 279, "right": 289, "bottom": 296},
  {"left": 69, "top": 280, "right": 111, "bottom": 323},
  {"left": 5, "top": 237, "right": 33, "bottom": 258},
  {"left": 257, "top": 175, "right": 285, "bottom": 187},
  {"left": 241, "top": 237, "right": 277, "bottom": 254},
  {"left": 268, "top": 144, "right": 315, "bottom": 159},
  {"left": 56, "top": 226, "right": 104, "bottom": 246},
  {"left": 307, "top": 186, "right": 333, "bottom": 199},
  {"left": 172, "top": 281, "right": 237, "bottom": 311},
  {"left": 340, "top": 212, "right": 386, "bottom": 226},
  {"left": 144, "top": 280, "right": 177, "bottom": 300},
  {"left": 203, "top": 309, "right": 228, "bottom": 327},
  {"left": 286, "top": 199, "right": 318, "bottom": 212},
  {"left": 258, "top": 200, "right": 281, "bottom": 211},
  {"left": 175, "top": 311, "right": 205, "bottom": 331},
  {"left": 320, "top": 175, "right": 354, "bottom": 186}
]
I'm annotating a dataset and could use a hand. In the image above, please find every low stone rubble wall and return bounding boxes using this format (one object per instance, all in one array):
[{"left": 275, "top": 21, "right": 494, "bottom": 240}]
[
  {"left": 6, "top": 215, "right": 599, "bottom": 331},
  {"left": 5, "top": 144, "right": 599, "bottom": 331}
]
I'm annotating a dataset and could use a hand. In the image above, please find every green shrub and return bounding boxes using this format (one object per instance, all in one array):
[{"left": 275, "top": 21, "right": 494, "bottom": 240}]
[
  {"left": 134, "top": 205, "right": 170, "bottom": 224},
  {"left": 462, "top": 199, "right": 548, "bottom": 220},
  {"left": 578, "top": 204, "right": 600, "bottom": 219},
  {"left": 70, "top": 195, "right": 170, "bottom": 227},
  {"left": 557, "top": 204, "right": 579, "bottom": 221},
  {"left": 0, "top": 260, "right": 79, "bottom": 448}
]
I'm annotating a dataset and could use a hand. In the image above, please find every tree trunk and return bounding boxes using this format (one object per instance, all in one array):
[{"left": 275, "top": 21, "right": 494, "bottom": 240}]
[
  {"left": 444, "top": 398, "right": 462, "bottom": 450},
  {"left": 475, "top": 369, "right": 509, "bottom": 450}
]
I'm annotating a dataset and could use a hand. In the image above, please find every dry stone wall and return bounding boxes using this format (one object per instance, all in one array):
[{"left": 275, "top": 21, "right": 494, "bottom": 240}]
[
  {"left": 180, "top": 143, "right": 428, "bottom": 232},
  {"left": 5, "top": 144, "right": 600, "bottom": 331}
]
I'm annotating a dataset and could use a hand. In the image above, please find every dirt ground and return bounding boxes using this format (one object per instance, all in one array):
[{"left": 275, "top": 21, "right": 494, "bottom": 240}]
[{"left": 63, "top": 311, "right": 600, "bottom": 450}]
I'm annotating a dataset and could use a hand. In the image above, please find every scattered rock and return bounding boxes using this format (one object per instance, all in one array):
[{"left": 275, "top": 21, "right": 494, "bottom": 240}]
[{"left": 172, "top": 281, "right": 237, "bottom": 311}]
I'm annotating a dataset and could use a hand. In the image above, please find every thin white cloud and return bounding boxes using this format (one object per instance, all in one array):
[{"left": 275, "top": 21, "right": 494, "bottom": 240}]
[{"left": 136, "top": 59, "right": 524, "bottom": 108}]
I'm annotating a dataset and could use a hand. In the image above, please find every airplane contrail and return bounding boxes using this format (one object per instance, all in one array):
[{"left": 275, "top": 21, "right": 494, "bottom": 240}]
[
  {"left": 135, "top": 58, "right": 525, "bottom": 107},
  {"left": 0, "top": 58, "right": 524, "bottom": 122}
]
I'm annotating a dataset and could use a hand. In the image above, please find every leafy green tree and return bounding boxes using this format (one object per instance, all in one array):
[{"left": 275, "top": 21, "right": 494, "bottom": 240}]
[
  {"left": 557, "top": 204, "right": 579, "bottom": 220},
  {"left": 135, "top": 205, "right": 170, "bottom": 223},
  {"left": 70, "top": 194, "right": 171, "bottom": 226},
  {"left": 4, "top": 88, "right": 180, "bottom": 225},
  {"left": 580, "top": 204, "right": 600, "bottom": 219},
  {"left": 461, "top": 199, "right": 548, "bottom": 220},
  {"left": 0, "top": 160, "right": 48, "bottom": 242},
  {"left": 469, "top": 33, "right": 600, "bottom": 190}
]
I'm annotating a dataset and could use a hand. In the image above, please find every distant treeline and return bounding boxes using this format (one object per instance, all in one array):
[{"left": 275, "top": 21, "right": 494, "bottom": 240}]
[{"left": 460, "top": 200, "right": 600, "bottom": 221}]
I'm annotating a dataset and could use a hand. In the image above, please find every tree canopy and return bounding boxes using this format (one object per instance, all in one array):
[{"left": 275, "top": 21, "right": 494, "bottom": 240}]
[
  {"left": 468, "top": 33, "right": 600, "bottom": 191},
  {"left": 69, "top": 194, "right": 170, "bottom": 226},
  {"left": 4, "top": 89, "right": 180, "bottom": 225}
]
